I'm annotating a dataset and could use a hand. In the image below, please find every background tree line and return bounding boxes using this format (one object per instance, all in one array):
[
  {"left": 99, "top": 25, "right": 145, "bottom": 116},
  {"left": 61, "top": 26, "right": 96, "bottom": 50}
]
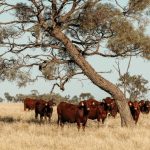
[{"left": 2, "top": 91, "right": 94, "bottom": 104}]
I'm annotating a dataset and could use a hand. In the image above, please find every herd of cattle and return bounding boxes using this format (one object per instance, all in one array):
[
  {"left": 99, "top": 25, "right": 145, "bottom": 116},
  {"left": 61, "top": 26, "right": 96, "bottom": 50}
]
[{"left": 24, "top": 97, "right": 150, "bottom": 130}]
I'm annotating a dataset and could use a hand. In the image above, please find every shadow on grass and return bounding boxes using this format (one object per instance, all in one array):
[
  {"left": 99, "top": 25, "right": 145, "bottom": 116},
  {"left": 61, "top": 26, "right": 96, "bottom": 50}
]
[
  {"left": 27, "top": 118, "right": 55, "bottom": 125},
  {"left": 0, "top": 116, "right": 21, "bottom": 123},
  {"left": 26, "top": 118, "right": 41, "bottom": 124},
  {"left": 0, "top": 116, "right": 54, "bottom": 125}
]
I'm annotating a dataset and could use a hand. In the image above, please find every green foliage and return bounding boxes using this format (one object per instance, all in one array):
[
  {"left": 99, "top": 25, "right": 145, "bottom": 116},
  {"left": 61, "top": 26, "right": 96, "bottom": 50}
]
[
  {"left": 107, "top": 20, "right": 150, "bottom": 58},
  {"left": 0, "top": 58, "right": 31, "bottom": 87},
  {"left": 0, "top": 68, "right": 31, "bottom": 87},
  {"left": 0, "top": 26, "right": 17, "bottom": 43},
  {"left": 128, "top": 0, "right": 150, "bottom": 13},
  {"left": 40, "top": 60, "right": 58, "bottom": 80},
  {"left": 15, "top": 3, "right": 34, "bottom": 21},
  {"left": 4, "top": 92, "right": 14, "bottom": 102},
  {"left": 117, "top": 73, "right": 149, "bottom": 100},
  {"left": 0, "top": 97, "right": 4, "bottom": 102},
  {"left": 79, "top": 2, "right": 121, "bottom": 31},
  {"left": 79, "top": 92, "right": 94, "bottom": 100},
  {"left": 1, "top": 0, "right": 150, "bottom": 90}
]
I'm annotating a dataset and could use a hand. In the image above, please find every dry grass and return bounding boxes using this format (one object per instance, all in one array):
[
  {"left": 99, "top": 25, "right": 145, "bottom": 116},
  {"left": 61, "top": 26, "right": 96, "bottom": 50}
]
[{"left": 0, "top": 103, "right": 150, "bottom": 150}]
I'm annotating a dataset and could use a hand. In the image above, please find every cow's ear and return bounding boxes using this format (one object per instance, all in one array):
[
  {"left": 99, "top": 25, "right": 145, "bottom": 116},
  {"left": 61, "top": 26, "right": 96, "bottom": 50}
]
[
  {"left": 78, "top": 102, "right": 84, "bottom": 108},
  {"left": 81, "top": 102, "right": 84, "bottom": 106},
  {"left": 129, "top": 102, "right": 132, "bottom": 106}
]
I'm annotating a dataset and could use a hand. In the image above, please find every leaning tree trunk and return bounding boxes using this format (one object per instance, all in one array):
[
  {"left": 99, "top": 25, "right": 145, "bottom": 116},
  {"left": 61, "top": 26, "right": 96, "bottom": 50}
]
[{"left": 51, "top": 27, "right": 134, "bottom": 127}]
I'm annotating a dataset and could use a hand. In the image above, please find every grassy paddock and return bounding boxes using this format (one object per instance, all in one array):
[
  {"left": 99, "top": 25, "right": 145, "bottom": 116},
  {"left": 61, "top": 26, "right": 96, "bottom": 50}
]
[{"left": 0, "top": 103, "right": 149, "bottom": 150}]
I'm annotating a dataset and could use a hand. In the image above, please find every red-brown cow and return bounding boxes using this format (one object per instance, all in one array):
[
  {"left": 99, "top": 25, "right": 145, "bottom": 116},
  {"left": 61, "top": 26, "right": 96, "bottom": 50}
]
[
  {"left": 98, "top": 102, "right": 108, "bottom": 124},
  {"left": 144, "top": 101, "right": 150, "bottom": 113},
  {"left": 139, "top": 100, "right": 150, "bottom": 114},
  {"left": 128, "top": 101, "right": 140, "bottom": 124},
  {"left": 35, "top": 100, "right": 56, "bottom": 122},
  {"left": 85, "top": 99, "right": 108, "bottom": 126},
  {"left": 24, "top": 98, "right": 36, "bottom": 111},
  {"left": 103, "top": 97, "right": 118, "bottom": 118},
  {"left": 57, "top": 101, "right": 90, "bottom": 131}
]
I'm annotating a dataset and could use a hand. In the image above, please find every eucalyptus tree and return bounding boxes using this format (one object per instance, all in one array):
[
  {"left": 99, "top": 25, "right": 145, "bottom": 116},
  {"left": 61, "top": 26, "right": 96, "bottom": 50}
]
[
  {"left": 1, "top": 0, "right": 150, "bottom": 126},
  {"left": 117, "top": 73, "right": 149, "bottom": 101}
]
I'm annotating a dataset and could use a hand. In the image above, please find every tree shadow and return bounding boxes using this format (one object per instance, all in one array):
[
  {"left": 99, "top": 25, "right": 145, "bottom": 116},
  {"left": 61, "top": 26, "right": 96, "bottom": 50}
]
[
  {"left": 0, "top": 116, "right": 21, "bottom": 123},
  {"left": 26, "top": 118, "right": 55, "bottom": 125},
  {"left": 0, "top": 116, "right": 54, "bottom": 125},
  {"left": 26, "top": 118, "right": 40, "bottom": 124}
]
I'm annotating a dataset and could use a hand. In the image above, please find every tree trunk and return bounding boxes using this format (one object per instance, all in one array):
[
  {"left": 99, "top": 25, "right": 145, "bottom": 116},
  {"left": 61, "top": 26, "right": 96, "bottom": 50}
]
[{"left": 51, "top": 27, "right": 134, "bottom": 127}]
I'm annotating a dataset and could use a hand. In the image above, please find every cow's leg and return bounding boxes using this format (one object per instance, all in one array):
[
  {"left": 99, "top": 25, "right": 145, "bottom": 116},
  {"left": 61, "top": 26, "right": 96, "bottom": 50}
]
[
  {"left": 44, "top": 115, "right": 46, "bottom": 123},
  {"left": 60, "top": 121, "right": 64, "bottom": 128},
  {"left": 102, "top": 118, "right": 106, "bottom": 124},
  {"left": 97, "top": 116, "right": 100, "bottom": 127},
  {"left": 82, "top": 121, "right": 87, "bottom": 131},
  {"left": 35, "top": 112, "right": 38, "bottom": 120},
  {"left": 40, "top": 114, "right": 43, "bottom": 123},
  {"left": 98, "top": 120, "right": 100, "bottom": 128},
  {"left": 49, "top": 113, "right": 52, "bottom": 123},
  {"left": 57, "top": 115, "right": 60, "bottom": 126},
  {"left": 77, "top": 121, "right": 80, "bottom": 131},
  {"left": 24, "top": 104, "right": 26, "bottom": 111},
  {"left": 60, "top": 121, "right": 65, "bottom": 130}
]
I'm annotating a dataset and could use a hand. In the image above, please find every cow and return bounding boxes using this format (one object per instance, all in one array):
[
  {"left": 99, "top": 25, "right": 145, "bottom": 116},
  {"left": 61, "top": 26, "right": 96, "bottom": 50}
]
[
  {"left": 128, "top": 101, "right": 140, "bottom": 124},
  {"left": 138, "top": 100, "right": 145, "bottom": 113},
  {"left": 57, "top": 101, "right": 90, "bottom": 131},
  {"left": 24, "top": 98, "right": 36, "bottom": 111},
  {"left": 144, "top": 101, "right": 150, "bottom": 113},
  {"left": 139, "top": 100, "right": 150, "bottom": 114},
  {"left": 85, "top": 99, "right": 108, "bottom": 126},
  {"left": 35, "top": 100, "right": 56, "bottom": 122},
  {"left": 103, "top": 97, "right": 118, "bottom": 118},
  {"left": 98, "top": 102, "right": 108, "bottom": 124}
]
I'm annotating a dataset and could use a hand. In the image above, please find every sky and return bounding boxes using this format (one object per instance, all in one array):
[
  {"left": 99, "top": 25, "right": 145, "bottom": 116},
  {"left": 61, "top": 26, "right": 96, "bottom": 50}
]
[{"left": 0, "top": 0, "right": 150, "bottom": 100}]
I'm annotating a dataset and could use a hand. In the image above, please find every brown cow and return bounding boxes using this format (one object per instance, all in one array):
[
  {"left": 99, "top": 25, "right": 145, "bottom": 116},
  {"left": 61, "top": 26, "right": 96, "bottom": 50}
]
[
  {"left": 144, "top": 101, "right": 150, "bottom": 113},
  {"left": 103, "top": 97, "right": 118, "bottom": 118},
  {"left": 128, "top": 101, "right": 140, "bottom": 124},
  {"left": 35, "top": 100, "right": 56, "bottom": 122},
  {"left": 139, "top": 100, "right": 150, "bottom": 114},
  {"left": 24, "top": 98, "right": 36, "bottom": 111},
  {"left": 138, "top": 100, "right": 145, "bottom": 113},
  {"left": 57, "top": 101, "right": 90, "bottom": 131},
  {"left": 98, "top": 102, "right": 108, "bottom": 124},
  {"left": 85, "top": 99, "right": 108, "bottom": 126}
]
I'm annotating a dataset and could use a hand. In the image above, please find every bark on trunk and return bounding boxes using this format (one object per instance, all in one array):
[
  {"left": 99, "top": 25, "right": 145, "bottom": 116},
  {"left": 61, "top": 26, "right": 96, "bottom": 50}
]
[{"left": 52, "top": 27, "right": 134, "bottom": 127}]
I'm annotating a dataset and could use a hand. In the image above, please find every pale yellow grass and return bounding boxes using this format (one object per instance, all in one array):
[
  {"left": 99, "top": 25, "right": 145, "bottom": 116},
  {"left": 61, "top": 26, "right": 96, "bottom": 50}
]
[{"left": 0, "top": 103, "right": 150, "bottom": 150}]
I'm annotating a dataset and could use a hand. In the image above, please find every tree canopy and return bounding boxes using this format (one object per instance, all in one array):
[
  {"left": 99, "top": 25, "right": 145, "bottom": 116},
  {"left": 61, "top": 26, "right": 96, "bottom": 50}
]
[
  {"left": 117, "top": 73, "right": 149, "bottom": 100},
  {"left": 1, "top": 0, "right": 150, "bottom": 126},
  {"left": 0, "top": 0, "right": 150, "bottom": 89}
]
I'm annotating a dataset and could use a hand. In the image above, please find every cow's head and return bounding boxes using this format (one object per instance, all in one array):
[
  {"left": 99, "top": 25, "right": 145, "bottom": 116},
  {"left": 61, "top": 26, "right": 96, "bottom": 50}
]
[
  {"left": 86, "top": 99, "right": 98, "bottom": 108},
  {"left": 145, "top": 101, "right": 150, "bottom": 108},
  {"left": 128, "top": 101, "right": 133, "bottom": 107},
  {"left": 132, "top": 101, "right": 140, "bottom": 110},
  {"left": 103, "top": 97, "right": 115, "bottom": 111},
  {"left": 48, "top": 99, "right": 56, "bottom": 106},
  {"left": 144, "top": 101, "right": 150, "bottom": 113},
  {"left": 138, "top": 100, "right": 145, "bottom": 107},
  {"left": 79, "top": 101, "right": 90, "bottom": 112}
]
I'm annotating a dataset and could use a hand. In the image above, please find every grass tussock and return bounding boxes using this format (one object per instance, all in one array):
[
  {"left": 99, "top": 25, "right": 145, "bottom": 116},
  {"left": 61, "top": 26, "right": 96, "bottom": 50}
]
[{"left": 0, "top": 103, "right": 150, "bottom": 150}]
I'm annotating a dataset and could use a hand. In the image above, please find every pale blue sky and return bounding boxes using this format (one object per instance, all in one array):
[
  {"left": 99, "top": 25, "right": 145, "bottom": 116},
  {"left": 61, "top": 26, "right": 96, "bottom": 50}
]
[{"left": 0, "top": 0, "right": 150, "bottom": 100}]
